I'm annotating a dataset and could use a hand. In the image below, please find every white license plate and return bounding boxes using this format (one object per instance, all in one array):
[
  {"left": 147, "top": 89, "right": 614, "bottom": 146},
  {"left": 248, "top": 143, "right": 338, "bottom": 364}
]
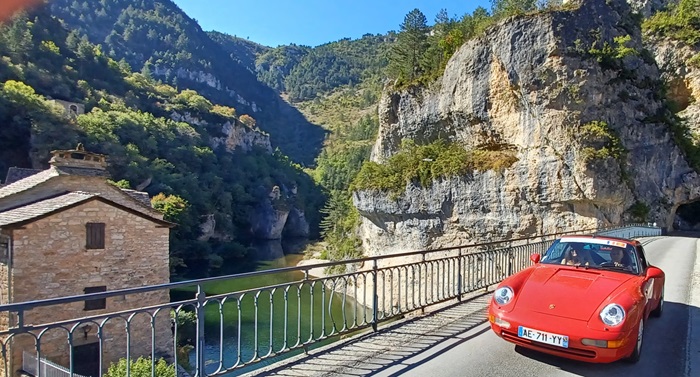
[{"left": 518, "top": 326, "right": 569, "bottom": 348}]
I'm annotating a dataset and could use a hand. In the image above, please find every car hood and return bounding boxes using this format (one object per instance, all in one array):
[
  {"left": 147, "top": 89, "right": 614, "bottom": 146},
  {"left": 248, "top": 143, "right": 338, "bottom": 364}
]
[{"left": 516, "top": 266, "right": 633, "bottom": 321}]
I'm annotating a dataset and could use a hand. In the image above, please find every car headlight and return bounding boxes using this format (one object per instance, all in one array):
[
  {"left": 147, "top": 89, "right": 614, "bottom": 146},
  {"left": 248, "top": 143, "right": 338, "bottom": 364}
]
[
  {"left": 494, "top": 286, "right": 514, "bottom": 305},
  {"left": 600, "top": 303, "right": 626, "bottom": 326}
]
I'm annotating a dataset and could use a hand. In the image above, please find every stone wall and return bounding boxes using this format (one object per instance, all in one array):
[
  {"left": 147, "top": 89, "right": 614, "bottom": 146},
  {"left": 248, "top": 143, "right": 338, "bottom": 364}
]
[
  {"left": 5, "top": 200, "right": 171, "bottom": 375},
  {"left": 0, "top": 233, "right": 8, "bottom": 376}
]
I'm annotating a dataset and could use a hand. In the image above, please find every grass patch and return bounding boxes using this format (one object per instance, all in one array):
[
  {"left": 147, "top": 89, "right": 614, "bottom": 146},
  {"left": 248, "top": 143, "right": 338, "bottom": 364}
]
[{"left": 689, "top": 53, "right": 700, "bottom": 68}]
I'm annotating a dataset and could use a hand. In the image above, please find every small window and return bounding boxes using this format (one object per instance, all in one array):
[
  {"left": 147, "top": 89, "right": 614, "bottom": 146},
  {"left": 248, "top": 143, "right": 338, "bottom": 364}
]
[
  {"left": 84, "top": 286, "right": 106, "bottom": 311},
  {"left": 86, "top": 223, "right": 105, "bottom": 249},
  {"left": 0, "top": 237, "right": 8, "bottom": 265}
]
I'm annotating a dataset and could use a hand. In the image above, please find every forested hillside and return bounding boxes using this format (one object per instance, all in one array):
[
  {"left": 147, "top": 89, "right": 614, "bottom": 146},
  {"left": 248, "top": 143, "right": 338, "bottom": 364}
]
[
  {"left": 48, "top": 0, "right": 325, "bottom": 166},
  {"left": 0, "top": 6, "right": 324, "bottom": 279},
  {"left": 5, "top": 0, "right": 689, "bottom": 273}
]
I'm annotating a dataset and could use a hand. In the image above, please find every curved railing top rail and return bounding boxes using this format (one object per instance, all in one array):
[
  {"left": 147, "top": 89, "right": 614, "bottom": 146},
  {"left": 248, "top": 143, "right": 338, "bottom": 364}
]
[{"left": 0, "top": 223, "right": 659, "bottom": 312}]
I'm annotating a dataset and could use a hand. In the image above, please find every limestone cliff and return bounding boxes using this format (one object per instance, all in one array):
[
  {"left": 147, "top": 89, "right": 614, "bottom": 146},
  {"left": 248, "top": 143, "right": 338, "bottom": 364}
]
[
  {"left": 354, "top": 0, "right": 700, "bottom": 256},
  {"left": 250, "top": 185, "right": 310, "bottom": 240},
  {"left": 170, "top": 112, "right": 272, "bottom": 153},
  {"left": 647, "top": 39, "right": 700, "bottom": 145}
]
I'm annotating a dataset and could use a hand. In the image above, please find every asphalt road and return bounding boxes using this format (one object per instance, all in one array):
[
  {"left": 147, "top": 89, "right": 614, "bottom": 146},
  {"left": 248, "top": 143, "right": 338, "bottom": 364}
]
[
  {"left": 246, "top": 236, "right": 699, "bottom": 377},
  {"left": 376, "top": 236, "right": 698, "bottom": 377}
]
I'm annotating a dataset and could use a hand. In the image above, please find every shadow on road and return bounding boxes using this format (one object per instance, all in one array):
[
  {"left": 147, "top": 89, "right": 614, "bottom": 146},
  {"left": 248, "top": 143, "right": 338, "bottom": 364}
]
[
  {"left": 245, "top": 294, "right": 491, "bottom": 376},
  {"left": 245, "top": 235, "right": 698, "bottom": 377}
]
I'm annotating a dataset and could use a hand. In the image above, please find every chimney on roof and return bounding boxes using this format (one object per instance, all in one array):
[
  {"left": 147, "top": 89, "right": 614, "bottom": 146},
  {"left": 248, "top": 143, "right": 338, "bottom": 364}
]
[{"left": 49, "top": 144, "right": 108, "bottom": 173}]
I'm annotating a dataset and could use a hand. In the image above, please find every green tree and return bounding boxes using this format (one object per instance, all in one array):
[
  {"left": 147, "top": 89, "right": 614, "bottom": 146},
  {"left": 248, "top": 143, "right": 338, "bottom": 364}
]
[
  {"left": 104, "top": 357, "right": 175, "bottom": 377},
  {"left": 151, "top": 193, "right": 188, "bottom": 222},
  {"left": 388, "top": 8, "right": 429, "bottom": 82},
  {"left": 421, "top": 9, "right": 455, "bottom": 75},
  {"left": 172, "top": 89, "right": 213, "bottom": 113},
  {"left": 491, "top": 0, "right": 538, "bottom": 18},
  {"left": 643, "top": 0, "right": 700, "bottom": 44}
]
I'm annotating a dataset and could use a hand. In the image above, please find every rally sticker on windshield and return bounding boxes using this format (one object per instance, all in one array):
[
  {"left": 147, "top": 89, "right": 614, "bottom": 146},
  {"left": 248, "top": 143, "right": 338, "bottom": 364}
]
[{"left": 560, "top": 237, "right": 627, "bottom": 248}]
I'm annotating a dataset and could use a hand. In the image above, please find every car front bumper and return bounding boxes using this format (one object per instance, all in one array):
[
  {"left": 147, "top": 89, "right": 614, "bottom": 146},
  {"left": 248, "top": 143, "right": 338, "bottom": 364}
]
[{"left": 488, "top": 305, "right": 637, "bottom": 363}]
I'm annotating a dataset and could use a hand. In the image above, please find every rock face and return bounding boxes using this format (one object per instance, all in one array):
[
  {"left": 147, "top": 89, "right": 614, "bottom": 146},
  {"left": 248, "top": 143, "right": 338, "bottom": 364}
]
[
  {"left": 625, "top": 0, "right": 673, "bottom": 18},
  {"left": 155, "top": 66, "right": 261, "bottom": 112},
  {"left": 170, "top": 112, "right": 272, "bottom": 153},
  {"left": 211, "top": 121, "right": 272, "bottom": 153},
  {"left": 354, "top": 0, "right": 700, "bottom": 256},
  {"left": 250, "top": 185, "right": 310, "bottom": 240},
  {"left": 283, "top": 207, "right": 311, "bottom": 237},
  {"left": 648, "top": 39, "right": 700, "bottom": 141}
]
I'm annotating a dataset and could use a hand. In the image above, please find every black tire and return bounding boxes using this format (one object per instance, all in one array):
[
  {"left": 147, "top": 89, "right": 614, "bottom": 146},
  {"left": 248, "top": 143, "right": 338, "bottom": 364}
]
[
  {"left": 626, "top": 319, "right": 644, "bottom": 363},
  {"left": 651, "top": 288, "right": 664, "bottom": 318}
]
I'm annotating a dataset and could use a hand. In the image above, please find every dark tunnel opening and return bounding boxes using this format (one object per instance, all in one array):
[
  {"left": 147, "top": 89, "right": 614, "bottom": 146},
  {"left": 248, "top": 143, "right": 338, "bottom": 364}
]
[{"left": 674, "top": 201, "right": 700, "bottom": 230}]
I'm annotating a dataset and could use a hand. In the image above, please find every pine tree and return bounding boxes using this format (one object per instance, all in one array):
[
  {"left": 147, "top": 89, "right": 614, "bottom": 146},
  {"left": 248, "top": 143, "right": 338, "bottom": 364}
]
[{"left": 387, "top": 8, "right": 429, "bottom": 82}]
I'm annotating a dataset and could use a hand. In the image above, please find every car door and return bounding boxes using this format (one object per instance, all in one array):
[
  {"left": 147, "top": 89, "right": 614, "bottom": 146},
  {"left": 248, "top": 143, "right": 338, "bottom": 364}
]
[{"left": 636, "top": 245, "right": 660, "bottom": 315}]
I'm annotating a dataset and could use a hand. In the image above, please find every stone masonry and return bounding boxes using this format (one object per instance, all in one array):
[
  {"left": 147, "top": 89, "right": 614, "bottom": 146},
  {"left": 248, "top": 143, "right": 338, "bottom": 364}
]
[
  {"left": 0, "top": 147, "right": 173, "bottom": 377},
  {"left": 7, "top": 200, "right": 171, "bottom": 374}
]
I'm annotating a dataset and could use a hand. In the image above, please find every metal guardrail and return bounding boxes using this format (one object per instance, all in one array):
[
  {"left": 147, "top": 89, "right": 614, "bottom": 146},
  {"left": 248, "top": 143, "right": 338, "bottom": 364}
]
[
  {"left": 0, "top": 224, "right": 661, "bottom": 377},
  {"left": 22, "top": 352, "right": 89, "bottom": 377}
]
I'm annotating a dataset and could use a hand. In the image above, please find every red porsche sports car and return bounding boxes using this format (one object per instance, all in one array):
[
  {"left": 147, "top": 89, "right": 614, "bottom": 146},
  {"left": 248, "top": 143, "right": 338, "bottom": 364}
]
[{"left": 488, "top": 235, "right": 664, "bottom": 363}]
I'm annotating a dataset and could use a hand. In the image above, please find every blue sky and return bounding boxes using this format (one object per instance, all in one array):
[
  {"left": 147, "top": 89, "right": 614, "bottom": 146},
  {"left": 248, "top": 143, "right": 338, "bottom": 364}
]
[{"left": 171, "top": 0, "right": 492, "bottom": 47}]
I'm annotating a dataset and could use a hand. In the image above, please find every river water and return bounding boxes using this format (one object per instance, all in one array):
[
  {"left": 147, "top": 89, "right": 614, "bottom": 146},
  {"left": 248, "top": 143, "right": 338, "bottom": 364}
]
[{"left": 174, "top": 239, "right": 364, "bottom": 375}]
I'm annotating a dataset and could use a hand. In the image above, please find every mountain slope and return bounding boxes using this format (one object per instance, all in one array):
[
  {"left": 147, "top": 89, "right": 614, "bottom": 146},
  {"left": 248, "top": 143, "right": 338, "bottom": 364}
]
[
  {"left": 48, "top": 0, "right": 325, "bottom": 165},
  {"left": 0, "top": 6, "right": 324, "bottom": 278}
]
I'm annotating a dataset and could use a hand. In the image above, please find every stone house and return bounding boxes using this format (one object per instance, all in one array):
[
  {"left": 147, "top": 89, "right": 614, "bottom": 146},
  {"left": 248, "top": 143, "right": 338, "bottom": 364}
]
[{"left": 0, "top": 146, "right": 173, "bottom": 377}]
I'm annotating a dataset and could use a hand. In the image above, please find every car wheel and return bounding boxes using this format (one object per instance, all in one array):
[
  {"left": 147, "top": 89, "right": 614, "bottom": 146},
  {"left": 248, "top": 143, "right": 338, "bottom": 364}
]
[
  {"left": 651, "top": 288, "right": 664, "bottom": 318},
  {"left": 626, "top": 319, "right": 644, "bottom": 363}
]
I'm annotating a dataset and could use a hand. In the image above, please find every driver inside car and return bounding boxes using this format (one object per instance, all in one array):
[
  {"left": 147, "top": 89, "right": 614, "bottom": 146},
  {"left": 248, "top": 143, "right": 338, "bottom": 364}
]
[
  {"left": 561, "top": 244, "right": 595, "bottom": 266},
  {"left": 610, "top": 248, "right": 628, "bottom": 268}
]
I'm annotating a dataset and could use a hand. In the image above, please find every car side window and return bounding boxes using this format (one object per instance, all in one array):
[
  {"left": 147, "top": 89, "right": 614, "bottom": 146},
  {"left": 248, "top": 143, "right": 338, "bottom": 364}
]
[
  {"left": 636, "top": 245, "right": 649, "bottom": 270},
  {"left": 542, "top": 240, "right": 566, "bottom": 263}
]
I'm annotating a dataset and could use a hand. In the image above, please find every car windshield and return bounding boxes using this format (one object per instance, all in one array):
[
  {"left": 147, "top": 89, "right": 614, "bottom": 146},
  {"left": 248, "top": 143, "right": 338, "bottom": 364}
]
[{"left": 540, "top": 237, "right": 640, "bottom": 274}]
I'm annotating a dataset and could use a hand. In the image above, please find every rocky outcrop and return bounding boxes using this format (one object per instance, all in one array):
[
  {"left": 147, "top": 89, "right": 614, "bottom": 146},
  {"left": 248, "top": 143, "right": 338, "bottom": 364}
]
[
  {"left": 170, "top": 112, "right": 272, "bottom": 153},
  {"left": 283, "top": 207, "right": 310, "bottom": 237},
  {"left": 211, "top": 121, "right": 272, "bottom": 153},
  {"left": 198, "top": 214, "right": 216, "bottom": 241},
  {"left": 625, "top": 0, "right": 673, "bottom": 18},
  {"left": 154, "top": 66, "right": 260, "bottom": 112},
  {"left": 647, "top": 39, "right": 700, "bottom": 139},
  {"left": 355, "top": 0, "right": 700, "bottom": 256},
  {"left": 250, "top": 202, "right": 289, "bottom": 239},
  {"left": 250, "top": 185, "right": 310, "bottom": 240}
]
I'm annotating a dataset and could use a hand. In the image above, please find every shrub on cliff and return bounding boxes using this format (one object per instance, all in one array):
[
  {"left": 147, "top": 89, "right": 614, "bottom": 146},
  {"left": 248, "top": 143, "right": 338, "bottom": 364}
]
[
  {"left": 643, "top": 0, "right": 700, "bottom": 45},
  {"left": 352, "top": 139, "right": 517, "bottom": 194}
]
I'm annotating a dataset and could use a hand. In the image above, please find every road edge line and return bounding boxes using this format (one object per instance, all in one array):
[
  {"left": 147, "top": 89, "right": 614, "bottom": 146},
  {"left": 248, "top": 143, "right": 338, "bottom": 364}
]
[{"left": 686, "top": 239, "right": 700, "bottom": 377}]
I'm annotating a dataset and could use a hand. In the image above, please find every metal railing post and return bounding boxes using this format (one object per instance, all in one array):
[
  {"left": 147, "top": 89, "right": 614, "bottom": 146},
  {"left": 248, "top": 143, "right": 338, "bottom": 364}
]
[
  {"left": 457, "top": 248, "right": 463, "bottom": 301},
  {"left": 372, "top": 259, "right": 378, "bottom": 332},
  {"left": 508, "top": 251, "right": 514, "bottom": 276},
  {"left": 195, "top": 285, "right": 206, "bottom": 377}
]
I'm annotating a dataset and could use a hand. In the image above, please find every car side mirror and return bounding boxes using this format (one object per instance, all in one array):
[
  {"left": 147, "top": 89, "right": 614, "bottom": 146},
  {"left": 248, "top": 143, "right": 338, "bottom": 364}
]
[
  {"left": 530, "top": 254, "right": 541, "bottom": 264},
  {"left": 646, "top": 266, "right": 663, "bottom": 279}
]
